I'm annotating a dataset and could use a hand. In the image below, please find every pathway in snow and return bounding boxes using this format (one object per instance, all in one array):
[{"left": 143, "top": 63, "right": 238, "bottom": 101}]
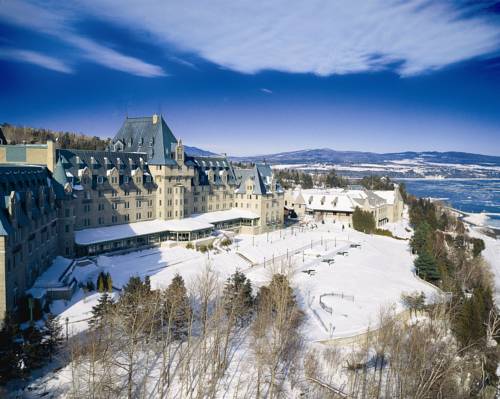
[{"left": 49, "top": 219, "right": 437, "bottom": 341}]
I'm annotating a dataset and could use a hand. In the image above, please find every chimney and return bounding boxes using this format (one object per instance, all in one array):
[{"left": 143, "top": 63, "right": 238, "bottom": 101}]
[{"left": 152, "top": 114, "right": 158, "bottom": 124}]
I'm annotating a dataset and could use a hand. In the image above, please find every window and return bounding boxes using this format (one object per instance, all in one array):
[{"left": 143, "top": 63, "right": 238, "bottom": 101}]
[
  {"left": 112, "top": 190, "right": 117, "bottom": 197},
  {"left": 136, "top": 200, "right": 142, "bottom": 208},
  {"left": 124, "top": 214, "right": 130, "bottom": 221},
  {"left": 97, "top": 176, "right": 104, "bottom": 184},
  {"left": 65, "top": 224, "right": 70, "bottom": 233},
  {"left": 125, "top": 201, "right": 130, "bottom": 209},
  {"left": 124, "top": 190, "right": 129, "bottom": 196},
  {"left": 112, "top": 203, "right": 118, "bottom": 210},
  {"left": 111, "top": 176, "right": 118, "bottom": 184},
  {"left": 124, "top": 176, "right": 130, "bottom": 184},
  {"left": 136, "top": 212, "right": 142, "bottom": 220}
]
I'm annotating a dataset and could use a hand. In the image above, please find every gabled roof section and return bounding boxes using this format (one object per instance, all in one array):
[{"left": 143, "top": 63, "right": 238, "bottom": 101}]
[
  {"left": 52, "top": 157, "right": 68, "bottom": 199},
  {"left": 186, "top": 155, "right": 237, "bottom": 186},
  {"left": 112, "top": 115, "right": 178, "bottom": 165},
  {"left": 235, "top": 165, "right": 268, "bottom": 195}
]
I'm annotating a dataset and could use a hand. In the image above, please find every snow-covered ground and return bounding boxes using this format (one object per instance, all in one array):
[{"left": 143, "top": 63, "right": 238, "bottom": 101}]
[
  {"left": 465, "top": 216, "right": 500, "bottom": 304},
  {"left": 49, "top": 219, "right": 435, "bottom": 342}
]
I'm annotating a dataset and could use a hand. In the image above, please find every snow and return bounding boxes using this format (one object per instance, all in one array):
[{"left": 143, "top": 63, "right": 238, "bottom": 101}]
[
  {"left": 380, "top": 206, "right": 413, "bottom": 239},
  {"left": 75, "top": 209, "right": 261, "bottom": 245},
  {"left": 26, "top": 257, "right": 73, "bottom": 299},
  {"left": 74, "top": 218, "right": 213, "bottom": 245},
  {"left": 373, "top": 190, "right": 396, "bottom": 205},
  {"left": 463, "top": 211, "right": 488, "bottom": 226},
  {"left": 465, "top": 216, "right": 500, "bottom": 304},
  {"left": 53, "top": 219, "right": 436, "bottom": 342},
  {"left": 192, "top": 208, "right": 259, "bottom": 223}
]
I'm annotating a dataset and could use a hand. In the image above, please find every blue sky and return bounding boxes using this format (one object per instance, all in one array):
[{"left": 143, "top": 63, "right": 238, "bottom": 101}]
[{"left": 1, "top": 1, "right": 500, "bottom": 156}]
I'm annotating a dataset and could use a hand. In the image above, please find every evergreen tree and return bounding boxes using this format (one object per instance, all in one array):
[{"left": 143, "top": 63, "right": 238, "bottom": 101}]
[
  {"left": 121, "top": 276, "right": 148, "bottom": 305},
  {"left": 352, "top": 207, "right": 376, "bottom": 234},
  {"left": 0, "top": 315, "right": 22, "bottom": 383},
  {"left": 97, "top": 272, "right": 105, "bottom": 292},
  {"left": 43, "top": 313, "right": 63, "bottom": 361},
  {"left": 415, "top": 250, "right": 440, "bottom": 281},
  {"left": 89, "top": 292, "right": 113, "bottom": 330},
  {"left": 164, "top": 274, "right": 192, "bottom": 340},
  {"left": 223, "top": 271, "right": 254, "bottom": 326},
  {"left": 324, "top": 170, "right": 348, "bottom": 188},
  {"left": 22, "top": 325, "right": 45, "bottom": 370},
  {"left": 144, "top": 275, "right": 151, "bottom": 293},
  {"left": 359, "top": 175, "right": 394, "bottom": 190},
  {"left": 105, "top": 272, "right": 113, "bottom": 292},
  {"left": 410, "top": 221, "right": 432, "bottom": 254},
  {"left": 471, "top": 238, "right": 486, "bottom": 258},
  {"left": 257, "top": 274, "right": 297, "bottom": 313}
]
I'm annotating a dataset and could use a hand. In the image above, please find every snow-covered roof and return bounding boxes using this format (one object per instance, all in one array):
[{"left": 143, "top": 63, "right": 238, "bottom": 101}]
[
  {"left": 373, "top": 190, "right": 396, "bottom": 205},
  {"left": 75, "top": 218, "right": 214, "bottom": 245},
  {"left": 26, "top": 256, "right": 73, "bottom": 297},
  {"left": 297, "top": 188, "right": 396, "bottom": 213},
  {"left": 192, "top": 209, "right": 259, "bottom": 224},
  {"left": 305, "top": 193, "right": 355, "bottom": 213}
]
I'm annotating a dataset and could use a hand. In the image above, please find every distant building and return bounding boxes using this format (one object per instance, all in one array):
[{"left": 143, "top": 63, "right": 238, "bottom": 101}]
[
  {"left": 0, "top": 114, "right": 284, "bottom": 324},
  {"left": 284, "top": 186, "right": 404, "bottom": 227}
]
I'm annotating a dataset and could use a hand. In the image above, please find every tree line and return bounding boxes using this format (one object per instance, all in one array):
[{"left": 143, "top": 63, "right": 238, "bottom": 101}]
[{"left": 1, "top": 123, "right": 111, "bottom": 150}]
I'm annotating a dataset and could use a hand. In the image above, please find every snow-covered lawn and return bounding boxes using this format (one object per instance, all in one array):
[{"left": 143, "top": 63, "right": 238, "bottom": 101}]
[
  {"left": 466, "top": 219, "right": 500, "bottom": 304},
  {"left": 49, "top": 219, "right": 437, "bottom": 342}
]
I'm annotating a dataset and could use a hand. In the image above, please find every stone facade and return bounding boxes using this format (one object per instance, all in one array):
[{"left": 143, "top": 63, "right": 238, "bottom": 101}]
[
  {"left": 285, "top": 187, "right": 404, "bottom": 227},
  {"left": 0, "top": 114, "right": 284, "bottom": 323},
  {"left": 0, "top": 166, "right": 59, "bottom": 322}
]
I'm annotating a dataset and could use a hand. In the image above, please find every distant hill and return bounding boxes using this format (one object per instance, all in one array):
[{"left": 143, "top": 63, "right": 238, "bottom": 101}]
[
  {"left": 0, "top": 123, "right": 219, "bottom": 157},
  {"left": 231, "top": 148, "right": 500, "bottom": 166},
  {"left": 1, "top": 123, "right": 110, "bottom": 150}
]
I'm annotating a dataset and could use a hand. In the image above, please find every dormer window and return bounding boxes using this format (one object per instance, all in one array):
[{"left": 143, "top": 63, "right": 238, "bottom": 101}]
[
  {"left": 139, "top": 137, "right": 144, "bottom": 145},
  {"left": 124, "top": 176, "right": 130, "bottom": 184},
  {"left": 97, "top": 176, "right": 104, "bottom": 184}
]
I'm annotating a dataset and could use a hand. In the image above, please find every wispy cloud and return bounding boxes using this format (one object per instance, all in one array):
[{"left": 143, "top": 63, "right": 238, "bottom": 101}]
[
  {"left": 73, "top": 0, "right": 500, "bottom": 77},
  {"left": 65, "top": 35, "right": 165, "bottom": 77},
  {"left": 260, "top": 88, "right": 273, "bottom": 94},
  {"left": 0, "top": 48, "right": 72, "bottom": 73},
  {"left": 0, "top": 0, "right": 165, "bottom": 77}
]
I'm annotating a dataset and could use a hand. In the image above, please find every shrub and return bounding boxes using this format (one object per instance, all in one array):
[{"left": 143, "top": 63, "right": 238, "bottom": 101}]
[
  {"left": 352, "top": 207, "right": 376, "bottom": 234},
  {"left": 374, "top": 229, "right": 394, "bottom": 238},
  {"left": 220, "top": 238, "right": 232, "bottom": 246},
  {"left": 186, "top": 242, "right": 194, "bottom": 250},
  {"left": 198, "top": 244, "right": 208, "bottom": 253},
  {"left": 470, "top": 237, "right": 485, "bottom": 258}
]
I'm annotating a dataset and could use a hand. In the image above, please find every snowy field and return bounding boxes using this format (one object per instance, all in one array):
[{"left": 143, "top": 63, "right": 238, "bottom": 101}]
[
  {"left": 465, "top": 215, "right": 500, "bottom": 304},
  {"left": 50, "top": 217, "right": 436, "bottom": 342}
]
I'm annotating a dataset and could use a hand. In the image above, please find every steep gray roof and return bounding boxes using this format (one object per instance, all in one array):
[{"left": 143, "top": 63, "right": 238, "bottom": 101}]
[
  {"left": 235, "top": 165, "right": 267, "bottom": 195},
  {"left": 0, "top": 165, "right": 53, "bottom": 236},
  {"left": 52, "top": 157, "right": 68, "bottom": 199},
  {"left": 57, "top": 149, "right": 155, "bottom": 192},
  {"left": 186, "top": 155, "right": 237, "bottom": 186},
  {"left": 112, "top": 115, "right": 178, "bottom": 165}
]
